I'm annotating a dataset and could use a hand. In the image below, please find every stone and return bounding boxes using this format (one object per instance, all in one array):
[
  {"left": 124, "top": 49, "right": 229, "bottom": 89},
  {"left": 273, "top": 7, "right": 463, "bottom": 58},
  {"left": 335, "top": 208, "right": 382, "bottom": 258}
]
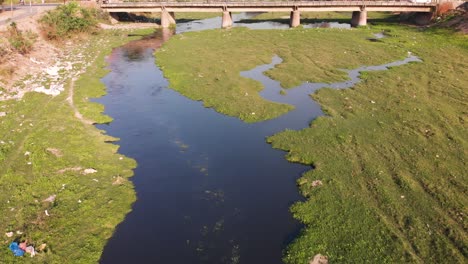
[
  {"left": 310, "top": 254, "right": 328, "bottom": 264},
  {"left": 83, "top": 168, "right": 97, "bottom": 174}
]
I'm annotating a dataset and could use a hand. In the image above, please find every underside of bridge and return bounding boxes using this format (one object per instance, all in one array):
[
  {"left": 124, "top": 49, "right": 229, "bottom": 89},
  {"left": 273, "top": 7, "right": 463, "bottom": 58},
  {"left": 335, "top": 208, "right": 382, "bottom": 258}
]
[{"left": 101, "top": 1, "right": 436, "bottom": 29}]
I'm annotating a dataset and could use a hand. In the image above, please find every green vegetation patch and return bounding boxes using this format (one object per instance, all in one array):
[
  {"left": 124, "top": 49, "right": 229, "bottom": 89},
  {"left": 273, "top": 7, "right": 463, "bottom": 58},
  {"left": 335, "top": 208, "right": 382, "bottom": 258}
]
[
  {"left": 0, "top": 29, "right": 152, "bottom": 262},
  {"left": 267, "top": 26, "right": 468, "bottom": 262},
  {"left": 156, "top": 27, "right": 404, "bottom": 122},
  {"left": 39, "top": 2, "right": 101, "bottom": 40}
]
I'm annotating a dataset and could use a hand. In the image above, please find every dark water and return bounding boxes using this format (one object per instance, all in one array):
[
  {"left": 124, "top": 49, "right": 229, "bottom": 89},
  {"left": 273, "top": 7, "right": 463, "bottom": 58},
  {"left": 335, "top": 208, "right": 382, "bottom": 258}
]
[{"left": 97, "top": 16, "right": 420, "bottom": 264}]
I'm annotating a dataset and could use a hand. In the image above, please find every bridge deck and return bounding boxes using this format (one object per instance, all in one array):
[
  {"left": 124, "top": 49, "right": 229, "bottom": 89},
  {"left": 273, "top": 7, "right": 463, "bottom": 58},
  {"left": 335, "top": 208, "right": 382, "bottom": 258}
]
[{"left": 101, "top": 1, "right": 436, "bottom": 12}]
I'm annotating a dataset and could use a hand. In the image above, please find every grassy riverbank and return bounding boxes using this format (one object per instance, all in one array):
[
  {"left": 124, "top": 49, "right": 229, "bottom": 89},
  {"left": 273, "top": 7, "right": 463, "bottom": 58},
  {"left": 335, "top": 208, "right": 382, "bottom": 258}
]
[
  {"left": 156, "top": 25, "right": 467, "bottom": 262},
  {"left": 0, "top": 29, "right": 152, "bottom": 262},
  {"left": 156, "top": 27, "right": 405, "bottom": 122}
]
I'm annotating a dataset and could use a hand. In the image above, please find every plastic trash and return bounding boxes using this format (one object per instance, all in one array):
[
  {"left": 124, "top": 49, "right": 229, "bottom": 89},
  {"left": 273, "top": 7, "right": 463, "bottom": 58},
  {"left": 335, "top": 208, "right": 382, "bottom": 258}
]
[{"left": 9, "top": 242, "right": 25, "bottom": 257}]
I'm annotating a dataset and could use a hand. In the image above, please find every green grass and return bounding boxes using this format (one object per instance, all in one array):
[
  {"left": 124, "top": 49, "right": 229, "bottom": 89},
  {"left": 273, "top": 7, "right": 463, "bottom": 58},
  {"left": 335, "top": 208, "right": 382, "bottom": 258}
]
[
  {"left": 156, "top": 22, "right": 467, "bottom": 262},
  {"left": 156, "top": 27, "right": 405, "bottom": 122},
  {"left": 267, "top": 27, "right": 468, "bottom": 262},
  {"left": 0, "top": 29, "right": 153, "bottom": 262}
]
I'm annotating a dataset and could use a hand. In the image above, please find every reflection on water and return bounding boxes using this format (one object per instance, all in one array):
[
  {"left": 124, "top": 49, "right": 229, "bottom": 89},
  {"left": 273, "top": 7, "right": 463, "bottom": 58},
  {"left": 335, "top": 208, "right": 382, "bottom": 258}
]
[{"left": 98, "top": 14, "right": 416, "bottom": 264}]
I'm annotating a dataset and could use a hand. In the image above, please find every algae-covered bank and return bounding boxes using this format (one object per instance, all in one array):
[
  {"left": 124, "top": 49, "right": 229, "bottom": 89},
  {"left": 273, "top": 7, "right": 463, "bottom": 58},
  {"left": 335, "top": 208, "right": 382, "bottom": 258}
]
[
  {"left": 156, "top": 25, "right": 467, "bottom": 262},
  {"left": 0, "top": 29, "right": 154, "bottom": 262}
]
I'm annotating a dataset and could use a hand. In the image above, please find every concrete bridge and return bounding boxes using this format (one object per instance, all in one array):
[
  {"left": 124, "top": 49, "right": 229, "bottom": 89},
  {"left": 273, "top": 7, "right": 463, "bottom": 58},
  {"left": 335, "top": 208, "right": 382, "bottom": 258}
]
[{"left": 100, "top": 1, "right": 437, "bottom": 28}]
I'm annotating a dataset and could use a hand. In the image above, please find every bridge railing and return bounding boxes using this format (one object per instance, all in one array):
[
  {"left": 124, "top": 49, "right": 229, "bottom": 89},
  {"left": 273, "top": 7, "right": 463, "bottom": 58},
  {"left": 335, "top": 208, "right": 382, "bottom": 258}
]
[{"left": 101, "top": 0, "right": 437, "bottom": 3}]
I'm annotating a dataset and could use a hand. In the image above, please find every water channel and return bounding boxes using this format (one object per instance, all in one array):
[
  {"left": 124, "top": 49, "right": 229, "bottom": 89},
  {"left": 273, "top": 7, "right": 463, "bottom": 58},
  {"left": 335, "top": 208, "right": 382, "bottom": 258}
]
[{"left": 97, "top": 15, "right": 419, "bottom": 264}]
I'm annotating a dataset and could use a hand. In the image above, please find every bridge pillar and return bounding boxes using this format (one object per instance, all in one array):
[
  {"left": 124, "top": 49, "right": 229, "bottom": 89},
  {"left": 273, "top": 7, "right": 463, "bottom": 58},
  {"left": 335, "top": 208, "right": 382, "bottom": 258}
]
[
  {"left": 161, "top": 10, "right": 176, "bottom": 28},
  {"left": 222, "top": 11, "right": 233, "bottom": 28},
  {"left": 290, "top": 10, "right": 300, "bottom": 28},
  {"left": 351, "top": 9, "right": 367, "bottom": 27}
]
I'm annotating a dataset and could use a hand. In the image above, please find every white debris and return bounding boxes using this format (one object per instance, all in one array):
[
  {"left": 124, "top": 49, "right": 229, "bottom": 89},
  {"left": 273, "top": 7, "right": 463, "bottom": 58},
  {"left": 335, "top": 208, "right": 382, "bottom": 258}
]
[
  {"left": 45, "top": 210, "right": 50, "bottom": 216},
  {"left": 16, "top": 230, "right": 23, "bottom": 235},
  {"left": 24, "top": 151, "right": 31, "bottom": 156},
  {"left": 0, "top": 112, "right": 6, "bottom": 117},
  {"left": 92, "top": 178, "right": 99, "bottom": 182},
  {"left": 83, "top": 168, "right": 97, "bottom": 174},
  {"left": 251, "top": 112, "right": 255, "bottom": 115},
  {"left": 401, "top": 195, "right": 405, "bottom": 199},
  {"left": 27, "top": 162, "right": 32, "bottom": 165},
  {"left": 5, "top": 232, "right": 13, "bottom": 237},
  {"left": 43, "top": 194, "right": 56, "bottom": 203},
  {"left": 30, "top": 57, "right": 43, "bottom": 64},
  {"left": 45, "top": 66, "right": 60, "bottom": 76},
  {"left": 33, "top": 84, "right": 64, "bottom": 96},
  {"left": 370, "top": 100, "right": 376, "bottom": 104},
  {"left": 78, "top": 199, "right": 82, "bottom": 203}
]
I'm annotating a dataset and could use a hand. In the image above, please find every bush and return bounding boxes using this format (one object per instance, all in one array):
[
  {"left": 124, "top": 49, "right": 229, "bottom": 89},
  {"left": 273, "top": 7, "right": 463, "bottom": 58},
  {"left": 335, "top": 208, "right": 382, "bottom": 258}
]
[
  {"left": 39, "top": 2, "right": 99, "bottom": 40},
  {"left": 6, "top": 22, "right": 37, "bottom": 54}
]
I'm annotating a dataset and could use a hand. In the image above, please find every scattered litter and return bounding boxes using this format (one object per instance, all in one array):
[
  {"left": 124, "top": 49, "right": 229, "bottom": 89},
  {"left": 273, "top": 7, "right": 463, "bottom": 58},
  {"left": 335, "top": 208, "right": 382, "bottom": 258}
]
[
  {"left": 25, "top": 246, "right": 36, "bottom": 257},
  {"left": 5, "top": 232, "right": 13, "bottom": 238},
  {"left": 311, "top": 180, "right": 323, "bottom": 187},
  {"left": 45, "top": 210, "right": 50, "bottom": 216},
  {"left": 30, "top": 57, "right": 43, "bottom": 64},
  {"left": 370, "top": 100, "right": 376, "bottom": 104},
  {"left": 119, "top": 157, "right": 123, "bottom": 160},
  {"left": 0, "top": 112, "right": 6, "bottom": 117},
  {"left": 38, "top": 243, "right": 47, "bottom": 252},
  {"left": 92, "top": 178, "right": 99, "bottom": 182},
  {"left": 45, "top": 66, "right": 60, "bottom": 76},
  {"left": 43, "top": 194, "right": 56, "bottom": 203},
  {"left": 78, "top": 199, "right": 82, "bottom": 203},
  {"left": 19, "top": 242, "right": 27, "bottom": 251},
  {"left": 24, "top": 151, "right": 31, "bottom": 156},
  {"left": 401, "top": 195, "right": 405, "bottom": 199},
  {"left": 16, "top": 230, "right": 23, "bottom": 235},
  {"left": 27, "top": 162, "right": 32, "bottom": 165},
  {"left": 251, "top": 112, "right": 255, "bottom": 115},
  {"left": 9, "top": 242, "right": 24, "bottom": 257},
  {"left": 83, "top": 168, "right": 97, "bottom": 174}
]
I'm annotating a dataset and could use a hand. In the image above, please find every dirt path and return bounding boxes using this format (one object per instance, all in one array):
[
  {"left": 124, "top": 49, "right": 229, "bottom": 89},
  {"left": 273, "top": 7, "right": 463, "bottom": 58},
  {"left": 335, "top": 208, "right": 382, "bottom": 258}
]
[{"left": 66, "top": 78, "right": 94, "bottom": 125}]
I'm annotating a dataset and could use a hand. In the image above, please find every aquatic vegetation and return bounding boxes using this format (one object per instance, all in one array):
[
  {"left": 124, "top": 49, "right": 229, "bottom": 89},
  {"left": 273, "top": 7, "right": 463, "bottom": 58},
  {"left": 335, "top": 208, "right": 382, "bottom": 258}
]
[
  {"left": 157, "top": 24, "right": 467, "bottom": 262},
  {"left": 156, "top": 27, "right": 404, "bottom": 122},
  {"left": 268, "top": 27, "right": 468, "bottom": 262}
]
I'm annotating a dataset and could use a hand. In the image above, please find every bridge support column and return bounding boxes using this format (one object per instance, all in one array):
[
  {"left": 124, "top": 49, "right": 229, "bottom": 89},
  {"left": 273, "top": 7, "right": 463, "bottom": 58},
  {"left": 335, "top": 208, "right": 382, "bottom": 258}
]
[
  {"left": 222, "top": 11, "right": 233, "bottom": 28},
  {"left": 161, "top": 10, "right": 176, "bottom": 28},
  {"left": 290, "top": 10, "right": 300, "bottom": 28},
  {"left": 351, "top": 9, "right": 367, "bottom": 27}
]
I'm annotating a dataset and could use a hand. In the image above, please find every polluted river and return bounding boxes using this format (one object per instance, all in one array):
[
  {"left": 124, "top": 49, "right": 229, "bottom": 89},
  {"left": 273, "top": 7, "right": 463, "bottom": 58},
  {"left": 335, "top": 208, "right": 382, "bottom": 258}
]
[{"left": 96, "top": 14, "right": 419, "bottom": 264}]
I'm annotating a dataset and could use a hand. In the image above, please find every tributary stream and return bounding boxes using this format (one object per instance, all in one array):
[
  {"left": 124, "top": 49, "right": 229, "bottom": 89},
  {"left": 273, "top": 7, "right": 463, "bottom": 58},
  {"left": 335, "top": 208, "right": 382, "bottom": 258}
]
[{"left": 97, "top": 15, "right": 419, "bottom": 264}]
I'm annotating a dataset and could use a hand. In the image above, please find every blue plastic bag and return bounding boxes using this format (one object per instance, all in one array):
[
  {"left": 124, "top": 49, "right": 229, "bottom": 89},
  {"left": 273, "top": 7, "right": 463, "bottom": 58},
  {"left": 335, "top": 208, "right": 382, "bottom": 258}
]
[{"left": 9, "top": 242, "right": 25, "bottom": 257}]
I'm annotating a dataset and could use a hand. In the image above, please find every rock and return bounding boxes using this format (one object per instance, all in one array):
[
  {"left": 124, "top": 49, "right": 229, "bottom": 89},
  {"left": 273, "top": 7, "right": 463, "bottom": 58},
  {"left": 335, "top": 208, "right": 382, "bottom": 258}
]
[
  {"left": 83, "top": 168, "right": 97, "bottom": 174},
  {"left": 46, "top": 148, "right": 63, "bottom": 157},
  {"left": 43, "top": 194, "right": 56, "bottom": 203},
  {"left": 112, "top": 176, "right": 125, "bottom": 185},
  {"left": 310, "top": 254, "right": 328, "bottom": 264},
  {"left": 311, "top": 180, "right": 323, "bottom": 187}
]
